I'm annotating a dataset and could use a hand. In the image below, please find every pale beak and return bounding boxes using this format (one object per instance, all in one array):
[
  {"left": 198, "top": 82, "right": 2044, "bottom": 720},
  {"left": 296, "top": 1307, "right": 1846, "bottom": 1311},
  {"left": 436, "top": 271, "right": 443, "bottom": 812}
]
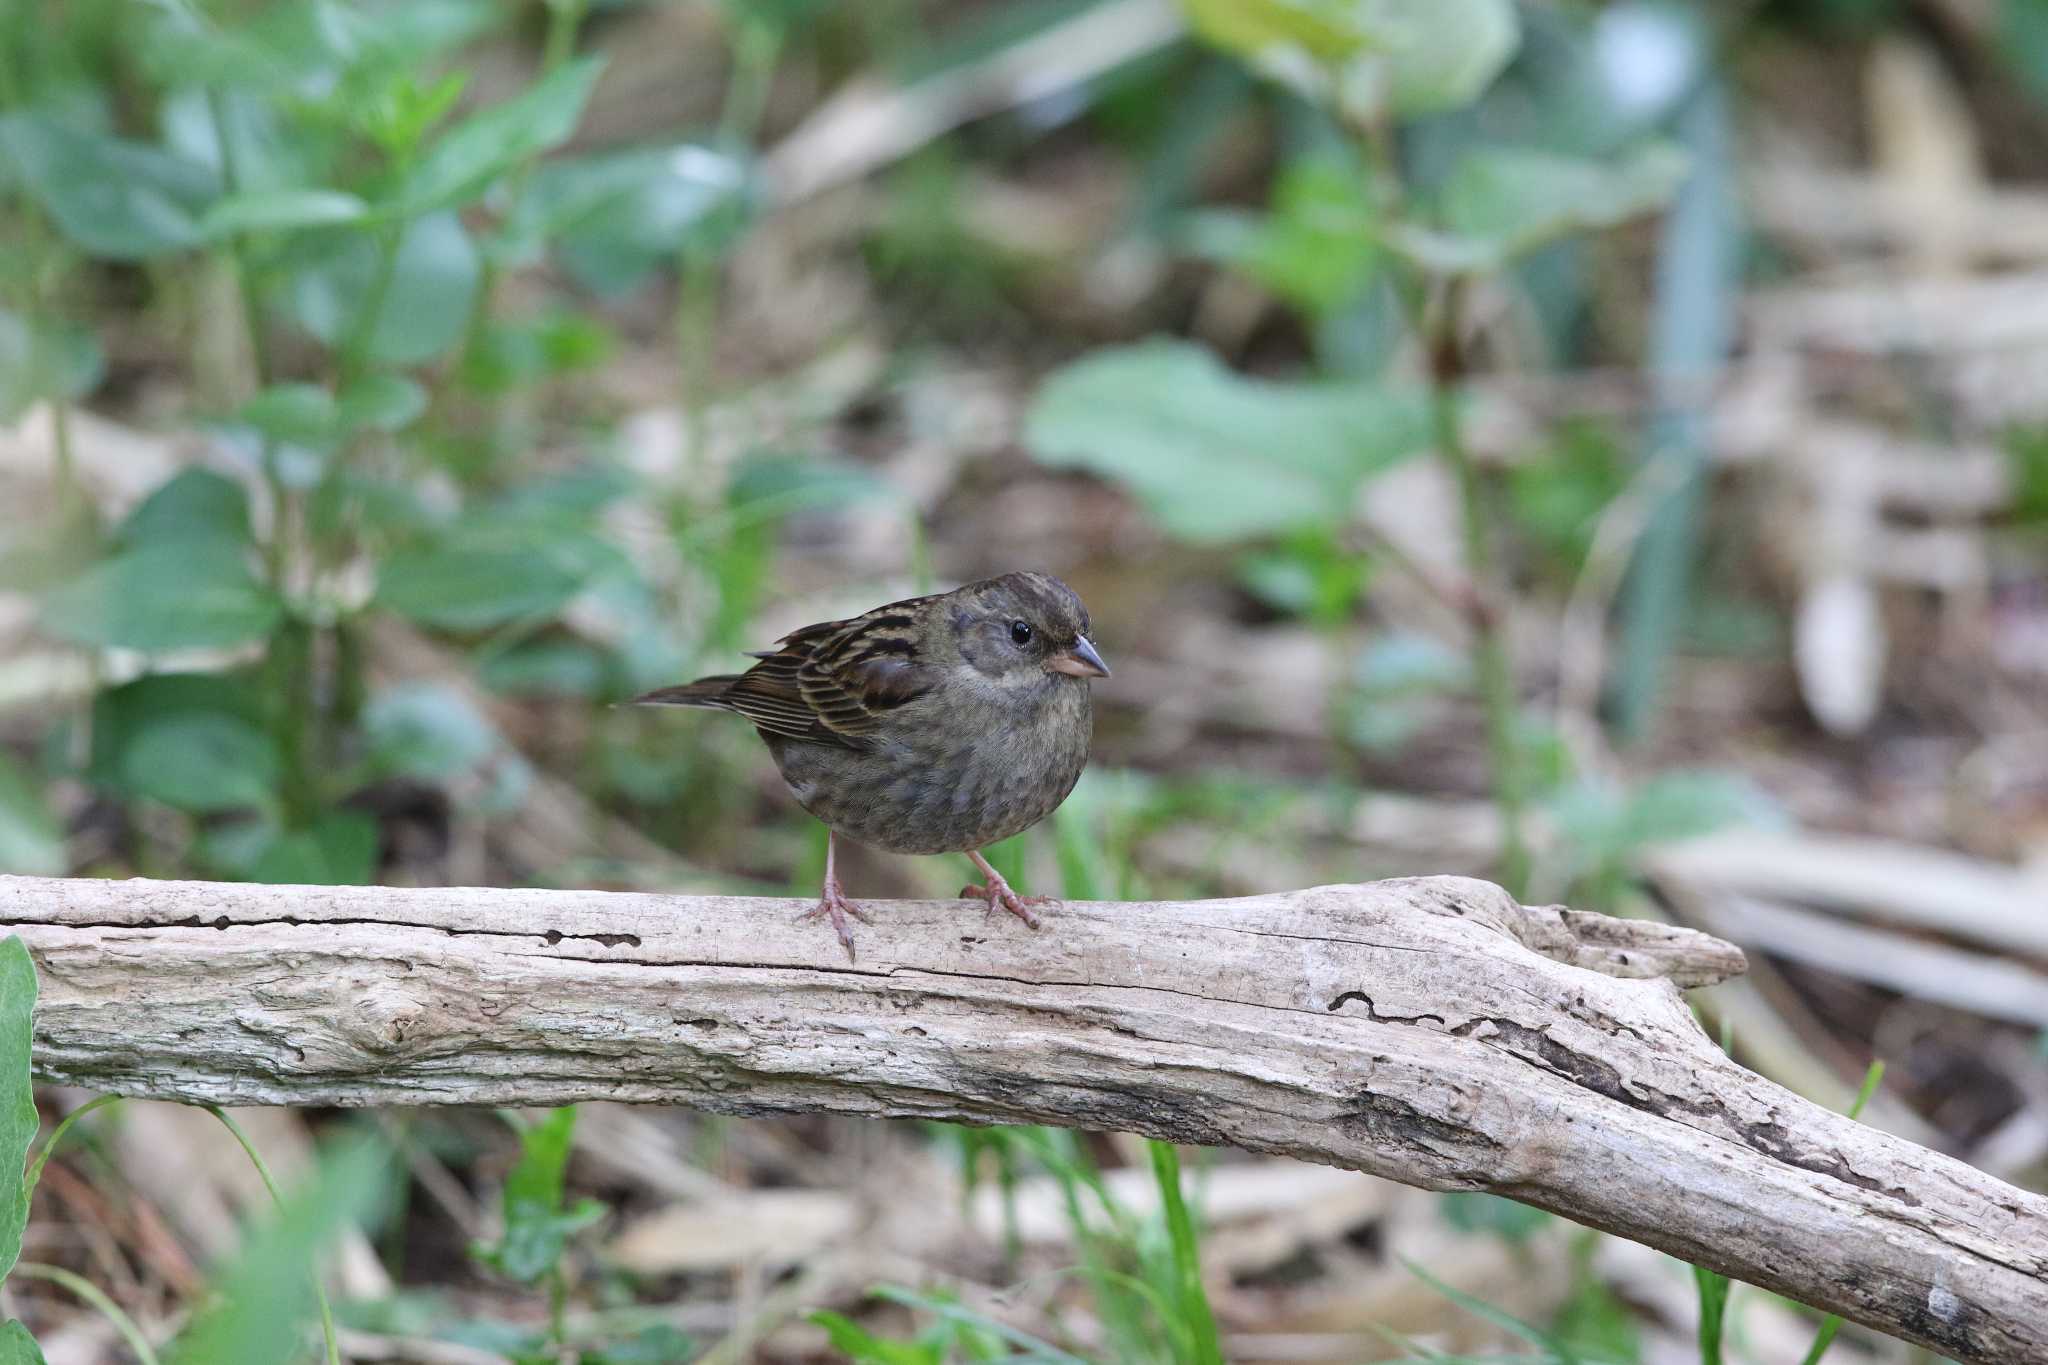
[{"left": 1049, "top": 635, "right": 1111, "bottom": 679}]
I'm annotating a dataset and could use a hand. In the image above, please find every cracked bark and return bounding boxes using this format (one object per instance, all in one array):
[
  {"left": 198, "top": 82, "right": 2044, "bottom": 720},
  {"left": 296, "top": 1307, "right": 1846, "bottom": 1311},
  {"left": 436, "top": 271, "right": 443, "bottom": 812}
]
[{"left": 2, "top": 872, "right": 2043, "bottom": 1361}]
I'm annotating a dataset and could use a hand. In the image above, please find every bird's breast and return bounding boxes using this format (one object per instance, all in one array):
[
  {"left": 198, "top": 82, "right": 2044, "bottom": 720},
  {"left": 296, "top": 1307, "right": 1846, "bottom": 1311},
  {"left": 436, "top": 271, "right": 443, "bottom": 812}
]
[{"left": 765, "top": 684, "right": 1092, "bottom": 856}]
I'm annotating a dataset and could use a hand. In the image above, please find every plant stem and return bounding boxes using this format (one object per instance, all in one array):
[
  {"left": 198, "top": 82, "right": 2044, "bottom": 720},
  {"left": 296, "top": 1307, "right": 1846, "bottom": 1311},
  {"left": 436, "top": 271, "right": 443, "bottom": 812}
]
[
  {"left": 340, "top": 224, "right": 404, "bottom": 383},
  {"left": 547, "top": 1265, "right": 570, "bottom": 1348},
  {"left": 23, "top": 1094, "right": 122, "bottom": 1197},
  {"left": 205, "top": 1105, "right": 343, "bottom": 1365},
  {"left": 1423, "top": 278, "right": 1530, "bottom": 897},
  {"left": 12, "top": 1261, "right": 163, "bottom": 1365},
  {"left": 455, "top": 0, "right": 592, "bottom": 377},
  {"left": 205, "top": 88, "right": 269, "bottom": 393}
]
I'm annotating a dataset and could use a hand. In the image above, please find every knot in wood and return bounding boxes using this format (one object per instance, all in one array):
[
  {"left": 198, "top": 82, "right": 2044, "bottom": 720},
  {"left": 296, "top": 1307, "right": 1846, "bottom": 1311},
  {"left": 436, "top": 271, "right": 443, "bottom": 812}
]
[{"left": 334, "top": 983, "right": 435, "bottom": 1057}]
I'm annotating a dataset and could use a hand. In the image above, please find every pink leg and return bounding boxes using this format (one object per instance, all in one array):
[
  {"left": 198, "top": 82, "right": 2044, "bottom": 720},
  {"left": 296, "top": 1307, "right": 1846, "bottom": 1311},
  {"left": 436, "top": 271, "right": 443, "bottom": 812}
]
[
  {"left": 958, "top": 849, "right": 1055, "bottom": 929},
  {"left": 796, "top": 831, "right": 871, "bottom": 962}
]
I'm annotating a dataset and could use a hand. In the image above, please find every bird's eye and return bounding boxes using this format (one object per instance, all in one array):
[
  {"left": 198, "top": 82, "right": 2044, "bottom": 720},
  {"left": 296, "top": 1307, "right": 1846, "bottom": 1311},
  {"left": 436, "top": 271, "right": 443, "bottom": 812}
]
[{"left": 1009, "top": 619, "right": 1034, "bottom": 646}]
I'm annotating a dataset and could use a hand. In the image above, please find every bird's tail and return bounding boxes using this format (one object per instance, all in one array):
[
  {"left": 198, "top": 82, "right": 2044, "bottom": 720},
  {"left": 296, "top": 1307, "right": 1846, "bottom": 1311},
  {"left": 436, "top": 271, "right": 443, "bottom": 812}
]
[{"left": 628, "top": 676, "right": 745, "bottom": 708}]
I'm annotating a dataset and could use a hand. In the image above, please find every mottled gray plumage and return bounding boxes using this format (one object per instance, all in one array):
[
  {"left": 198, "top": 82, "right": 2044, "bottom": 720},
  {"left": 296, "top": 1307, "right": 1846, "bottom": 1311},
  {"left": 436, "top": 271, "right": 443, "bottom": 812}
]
[{"left": 633, "top": 571, "right": 1108, "bottom": 958}]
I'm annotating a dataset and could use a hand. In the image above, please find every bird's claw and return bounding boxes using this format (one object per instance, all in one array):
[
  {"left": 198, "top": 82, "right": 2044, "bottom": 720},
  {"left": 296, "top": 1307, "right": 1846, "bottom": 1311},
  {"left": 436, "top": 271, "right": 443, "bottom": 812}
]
[
  {"left": 797, "top": 885, "right": 872, "bottom": 962},
  {"left": 958, "top": 878, "right": 1053, "bottom": 930}
]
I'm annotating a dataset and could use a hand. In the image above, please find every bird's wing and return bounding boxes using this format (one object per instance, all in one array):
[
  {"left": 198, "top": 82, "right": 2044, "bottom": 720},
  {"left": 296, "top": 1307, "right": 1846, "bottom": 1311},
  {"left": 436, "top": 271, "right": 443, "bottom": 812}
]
[{"left": 720, "top": 601, "right": 941, "bottom": 747}]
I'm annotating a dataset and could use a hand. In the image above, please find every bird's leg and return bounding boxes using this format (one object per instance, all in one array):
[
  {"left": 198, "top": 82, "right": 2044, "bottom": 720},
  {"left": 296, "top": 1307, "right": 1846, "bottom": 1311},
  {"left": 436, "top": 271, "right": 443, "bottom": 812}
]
[
  {"left": 959, "top": 848, "right": 1054, "bottom": 929},
  {"left": 796, "top": 831, "right": 871, "bottom": 962}
]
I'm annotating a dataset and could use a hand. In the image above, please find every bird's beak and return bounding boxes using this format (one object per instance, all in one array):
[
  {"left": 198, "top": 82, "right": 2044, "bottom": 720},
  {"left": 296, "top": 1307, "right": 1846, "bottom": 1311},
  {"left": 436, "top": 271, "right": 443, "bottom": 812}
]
[{"left": 1049, "top": 635, "right": 1110, "bottom": 679}]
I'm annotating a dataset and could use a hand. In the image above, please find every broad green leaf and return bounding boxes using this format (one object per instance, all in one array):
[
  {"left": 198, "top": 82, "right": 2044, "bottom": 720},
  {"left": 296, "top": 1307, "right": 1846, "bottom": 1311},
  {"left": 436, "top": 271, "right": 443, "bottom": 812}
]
[
  {"left": 1183, "top": 0, "right": 1518, "bottom": 117},
  {"left": 0, "top": 937, "right": 39, "bottom": 1282},
  {"left": 1360, "top": 0, "right": 1520, "bottom": 116},
  {"left": 118, "top": 712, "right": 280, "bottom": 814},
  {"left": 0, "top": 113, "right": 217, "bottom": 259},
  {"left": 474, "top": 1109, "right": 607, "bottom": 1284},
  {"left": 239, "top": 382, "right": 340, "bottom": 449},
  {"left": 583, "top": 1325, "right": 696, "bottom": 1364},
  {"left": 201, "top": 188, "right": 368, "bottom": 238},
  {"left": 1026, "top": 339, "right": 1429, "bottom": 541},
  {"left": 248, "top": 811, "right": 377, "bottom": 885},
  {"left": 337, "top": 374, "right": 428, "bottom": 433},
  {"left": 0, "top": 1320, "right": 45, "bottom": 1364},
  {"left": 0, "top": 757, "right": 63, "bottom": 877},
  {"left": 286, "top": 211, "right": 479, "bottom": 365},
  {"left": 391, "top": 56, "right": 605, "bottom": 215},
  {"left": 119, "top": 470, "right": 253, "bottom": 549},
  {"left": 164, "top": 1136, "right": 390, "bottom": 1365},
  {"left": 1182, "top": 152, "right": 1380, "bottom": 317},
  {"left": 536, "top": 144, "right": 753, "bottom": 293},
  {"left": 377, "top": 524, "right": 617, "bottom": 630},
  {"left": 0, "top": 311, "right": 102, "bottom": 423},
  {"left": 363, "top": 684, "right": 495, "bottom": 782},
  {"left": 1180, "top": 0, "right": 1367, "bottom": 62},
  {"left": 42, "top": 543, "right": 281, "bottom": 653},
  {"left": 86, "top": 674, "right": 267, "bottom": 793},
  {"left": 477, "top": 641, "right": 608, "bottom": 698},
  {"left": 1397, "top": 141, "right": 1689, "bottom": 272}
]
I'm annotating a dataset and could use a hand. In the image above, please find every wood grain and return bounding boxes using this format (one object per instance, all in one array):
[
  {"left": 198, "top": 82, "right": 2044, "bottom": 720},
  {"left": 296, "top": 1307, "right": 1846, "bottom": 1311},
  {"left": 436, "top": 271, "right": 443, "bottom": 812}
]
[{"left": 2, "top": 873, "right": 2042, "bottom": 1361}]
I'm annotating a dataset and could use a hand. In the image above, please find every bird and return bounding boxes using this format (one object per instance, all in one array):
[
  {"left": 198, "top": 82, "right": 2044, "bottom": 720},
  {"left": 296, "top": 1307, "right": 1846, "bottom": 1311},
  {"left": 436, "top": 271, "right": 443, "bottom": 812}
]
[{"left": 631, "top": 571, "right": 1109, "bottom": 960}]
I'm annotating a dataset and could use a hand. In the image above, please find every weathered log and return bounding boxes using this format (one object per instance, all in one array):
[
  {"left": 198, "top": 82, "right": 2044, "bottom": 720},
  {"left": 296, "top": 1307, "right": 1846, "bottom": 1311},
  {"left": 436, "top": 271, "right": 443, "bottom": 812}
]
[{"left": 2, "top": 873, "right": 2042, "bottom": 1361}]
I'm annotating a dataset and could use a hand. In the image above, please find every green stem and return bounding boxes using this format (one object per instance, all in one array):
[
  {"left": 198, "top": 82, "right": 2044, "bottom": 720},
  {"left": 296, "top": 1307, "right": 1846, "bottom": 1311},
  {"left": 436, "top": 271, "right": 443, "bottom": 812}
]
[
  {"left": 340, "top": 224, "right": 404, "bottom": 382},
  {"left": 455, "top": 0, "right": 592, "bottom": 376},
  {"left": 1423, "top": 281, "right": 1529, "bottom": 897},
  {"left": 22, "top": 1094, "right": 122, "bottom": 1198},
  {"left": 204, "top": 1106, "right": 343, "bottom": 1365},
  {"left": 547, "top": 1266, "right": 569, "bottom": 1347},
  {"left": 204, "top": 86, "right": 269, "bottom": 393},
  {"left": 12, "top": 1261, "right": 163, "bottom": 1365}
]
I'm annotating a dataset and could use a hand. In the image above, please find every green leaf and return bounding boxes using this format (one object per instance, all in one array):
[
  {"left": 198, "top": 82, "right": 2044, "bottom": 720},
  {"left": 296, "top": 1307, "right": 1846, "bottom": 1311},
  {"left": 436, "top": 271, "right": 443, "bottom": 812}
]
[
  {"left": 1183, "top": 0, "right": 1519, "bottom": 117},
  {"left": 1026, "top": 339, "right": 1429, "bottom": 541},
  {"left": 363, "top": 684, "right": 495, "bottom": 782},
  {"left": 1182, "top": 152, "right": 1380, "bottom": 317},
  {"left": 377, "top": 523, "right": 615, "bottom": 630},
  {"left": 1363, "top": 0, "right": 1520, "bottom": 116},
  {"left": 286, "top": 211, "right": 480, "bottom": 366},
  {"left": 118, "top": 712, "right": 280, "bottom": 814},
  {"left": 163, "top": 1136, "right": 390, "bottom": 1365},
  {"left": 1399, "top": 141, "right": 1689, "bottom": 273},
  {"left": 1439, "top": 1191, "right": 1549, "bottom": 1244},
  {"left": 1180, "top": 0, "right": 1369, "bottom": 62},
  {"left": 41, "top": 544, "right": 281, "bottom": 653},
  {"left": 0, "top": 756, "right": 63, "bottom": 877},
  {"left": 337, "top": 374, "right": 428, "bottom": 433},
  {"left": 0, "top": 1321, "right": 46, "bottom": 1365},
  {"left": 0, "top": 937, "right": 40, "bottom": 1282},
  {"left": 808, "top": 1312, "right": 945, "bottom": 1365},
  {"left": 201, "top": 188, "right": 369, "bottom": 239},
  {"left": 119, "top": 470, "right": 253, "bottom": 549},
  {"left": 538, "top": 144, "right": 753, "bottom": 293},
  {"left": 0, "top": 113, "right": 217, "bottom": 260},
  {"left": 239, "top": 382, "right": 340, "bottom": 449},
  {"left": 248, "top": 811, "right": 377, "bottom": 885},
  {"left": 473, "top": 1108, "right": 607, "bottom": 1284},
  {"left": 583, "top": 1325, "right": 695, "bottom": 1364},
  {"left": 0, "top": 311, "right": 102, "bottom": 423},
  {"left": 392, "top": 56, "right": 605, "bottom": 215}
]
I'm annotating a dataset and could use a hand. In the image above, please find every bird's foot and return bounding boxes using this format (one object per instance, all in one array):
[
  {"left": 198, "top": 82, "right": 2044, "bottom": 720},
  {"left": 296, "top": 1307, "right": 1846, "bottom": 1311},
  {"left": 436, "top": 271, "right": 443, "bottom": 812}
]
[
  {"left": 796, "top": 881, "right": 872, "bottom": 963},
  {"left": 958, "top": 868, "right": 1053, "bottom": 930}
]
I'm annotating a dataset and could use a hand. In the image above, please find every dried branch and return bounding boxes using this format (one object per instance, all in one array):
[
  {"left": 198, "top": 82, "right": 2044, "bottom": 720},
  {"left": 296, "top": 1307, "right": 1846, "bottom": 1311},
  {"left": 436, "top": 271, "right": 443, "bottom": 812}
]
[{"left": 3, "top": 873, "right": 2044, "bottom": 1360}]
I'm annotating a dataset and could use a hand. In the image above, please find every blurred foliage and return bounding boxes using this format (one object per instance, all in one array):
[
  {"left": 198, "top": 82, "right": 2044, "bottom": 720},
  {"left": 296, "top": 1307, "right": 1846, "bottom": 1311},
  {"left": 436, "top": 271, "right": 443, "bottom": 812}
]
[{"left": 0, "top": 0, "right": 2006, "bottom": 1358}]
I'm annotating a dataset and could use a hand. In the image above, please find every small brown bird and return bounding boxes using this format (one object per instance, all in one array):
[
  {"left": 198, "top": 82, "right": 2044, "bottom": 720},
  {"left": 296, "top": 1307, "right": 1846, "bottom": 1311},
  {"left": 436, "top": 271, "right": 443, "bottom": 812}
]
[{"left": 633, "top": 571, "right": 1109, "bottom": 959}]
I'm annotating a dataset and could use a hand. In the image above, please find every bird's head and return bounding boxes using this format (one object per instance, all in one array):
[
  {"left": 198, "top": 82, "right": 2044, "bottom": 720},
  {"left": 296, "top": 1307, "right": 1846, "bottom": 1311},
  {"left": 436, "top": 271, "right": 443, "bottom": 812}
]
[{"left": 945, "top": 571, "right": 1109, "bottom": 686}]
